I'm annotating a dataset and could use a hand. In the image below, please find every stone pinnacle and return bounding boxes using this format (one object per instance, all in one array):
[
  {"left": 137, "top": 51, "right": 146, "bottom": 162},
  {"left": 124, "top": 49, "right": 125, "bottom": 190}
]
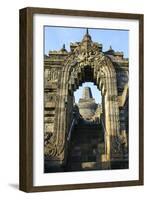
[{"left": 82, "top": 87, "right": 93, "bottom": 99}]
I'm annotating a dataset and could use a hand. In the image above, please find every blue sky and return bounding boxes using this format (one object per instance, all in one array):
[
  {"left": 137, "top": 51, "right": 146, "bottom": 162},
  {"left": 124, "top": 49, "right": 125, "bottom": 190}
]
[
  {"left": 44, "top": 26, "right": 128, "bottom": 103},
  {"left": 74, "top": 82, "right": 101, "bottom": 104}
]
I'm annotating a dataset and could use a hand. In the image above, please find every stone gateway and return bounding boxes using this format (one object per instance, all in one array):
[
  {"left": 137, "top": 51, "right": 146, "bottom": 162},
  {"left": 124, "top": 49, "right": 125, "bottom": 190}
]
[{"left": 44, "top": 29, "right": 129, "bottom": 172}]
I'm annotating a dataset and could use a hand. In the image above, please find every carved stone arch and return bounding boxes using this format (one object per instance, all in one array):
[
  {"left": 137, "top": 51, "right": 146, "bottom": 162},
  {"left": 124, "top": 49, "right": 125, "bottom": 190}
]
[
  {"left": 93, "top": 56, "right": 121, "bottom": 160},
  {"left": 51, "top": 52, "right": 123, "bottom": 167}
]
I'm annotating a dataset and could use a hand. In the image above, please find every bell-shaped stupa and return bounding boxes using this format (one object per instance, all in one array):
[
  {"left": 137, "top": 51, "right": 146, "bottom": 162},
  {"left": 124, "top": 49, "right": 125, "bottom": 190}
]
[{"left": 78, "top": 87, "right": 97, "bottom": 121}]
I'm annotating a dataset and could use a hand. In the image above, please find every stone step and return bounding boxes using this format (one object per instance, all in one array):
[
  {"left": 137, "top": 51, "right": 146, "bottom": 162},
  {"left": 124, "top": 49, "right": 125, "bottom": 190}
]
[
  {"left": 68, "top": 161, "right": 102, "bottom": 171},
  {"left": 74, "top": 130, "right": 99, "bottom": 134},
  {"left": 75, "top": 124, "right": 100, "bottom": 128},
  {"left": 75, "top": 127, "right": 100, "bottom": 130},
  {"left": 74, "top": 128, "right": 102, "bottom": 135}
]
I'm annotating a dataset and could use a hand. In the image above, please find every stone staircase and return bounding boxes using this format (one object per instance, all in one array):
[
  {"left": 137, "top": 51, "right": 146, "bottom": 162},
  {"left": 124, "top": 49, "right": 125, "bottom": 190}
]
[{"left": 65, "top": 121, "right": 105, "bottom": 172}]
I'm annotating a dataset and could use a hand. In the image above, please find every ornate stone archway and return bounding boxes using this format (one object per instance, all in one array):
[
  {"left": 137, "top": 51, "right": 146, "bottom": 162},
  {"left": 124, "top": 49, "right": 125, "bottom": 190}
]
[{"left": 44, "top": 30, "right": 129, "bottom": 171}]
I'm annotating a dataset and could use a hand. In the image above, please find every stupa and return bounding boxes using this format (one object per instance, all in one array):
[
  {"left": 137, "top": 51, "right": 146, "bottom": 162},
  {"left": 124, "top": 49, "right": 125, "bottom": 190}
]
[{"left": 78, "top": 87, "right": 97, "bottom": 121}]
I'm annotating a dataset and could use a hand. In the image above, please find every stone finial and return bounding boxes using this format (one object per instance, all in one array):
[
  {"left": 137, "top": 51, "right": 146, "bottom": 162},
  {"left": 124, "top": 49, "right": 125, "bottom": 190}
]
[
  {"left": 60, "top": 43, "right": 67, "bottom": 52},
  {"left": 63, "top": 44, "right": 65, "bottom": 49},
  {"left": 109, "top": 45, "right": 112, "bottom": 50},
  {"left": 86, "top": 28, "right": 89, "bottom": 35},
  {"left": 82, "top": 87, "right": 93, "bottom": 99},
  {"left": 104, "top": 45, "right": 114, "bottom": 55},
  {"left": 82, "top": 28, "right": 92, "bottom": 43}
]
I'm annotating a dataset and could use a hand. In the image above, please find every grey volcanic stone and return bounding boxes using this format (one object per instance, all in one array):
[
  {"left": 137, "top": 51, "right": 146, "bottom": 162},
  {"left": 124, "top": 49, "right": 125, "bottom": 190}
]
[{"left": 78, "top": 87, "right": 97, "bottom": 120}]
